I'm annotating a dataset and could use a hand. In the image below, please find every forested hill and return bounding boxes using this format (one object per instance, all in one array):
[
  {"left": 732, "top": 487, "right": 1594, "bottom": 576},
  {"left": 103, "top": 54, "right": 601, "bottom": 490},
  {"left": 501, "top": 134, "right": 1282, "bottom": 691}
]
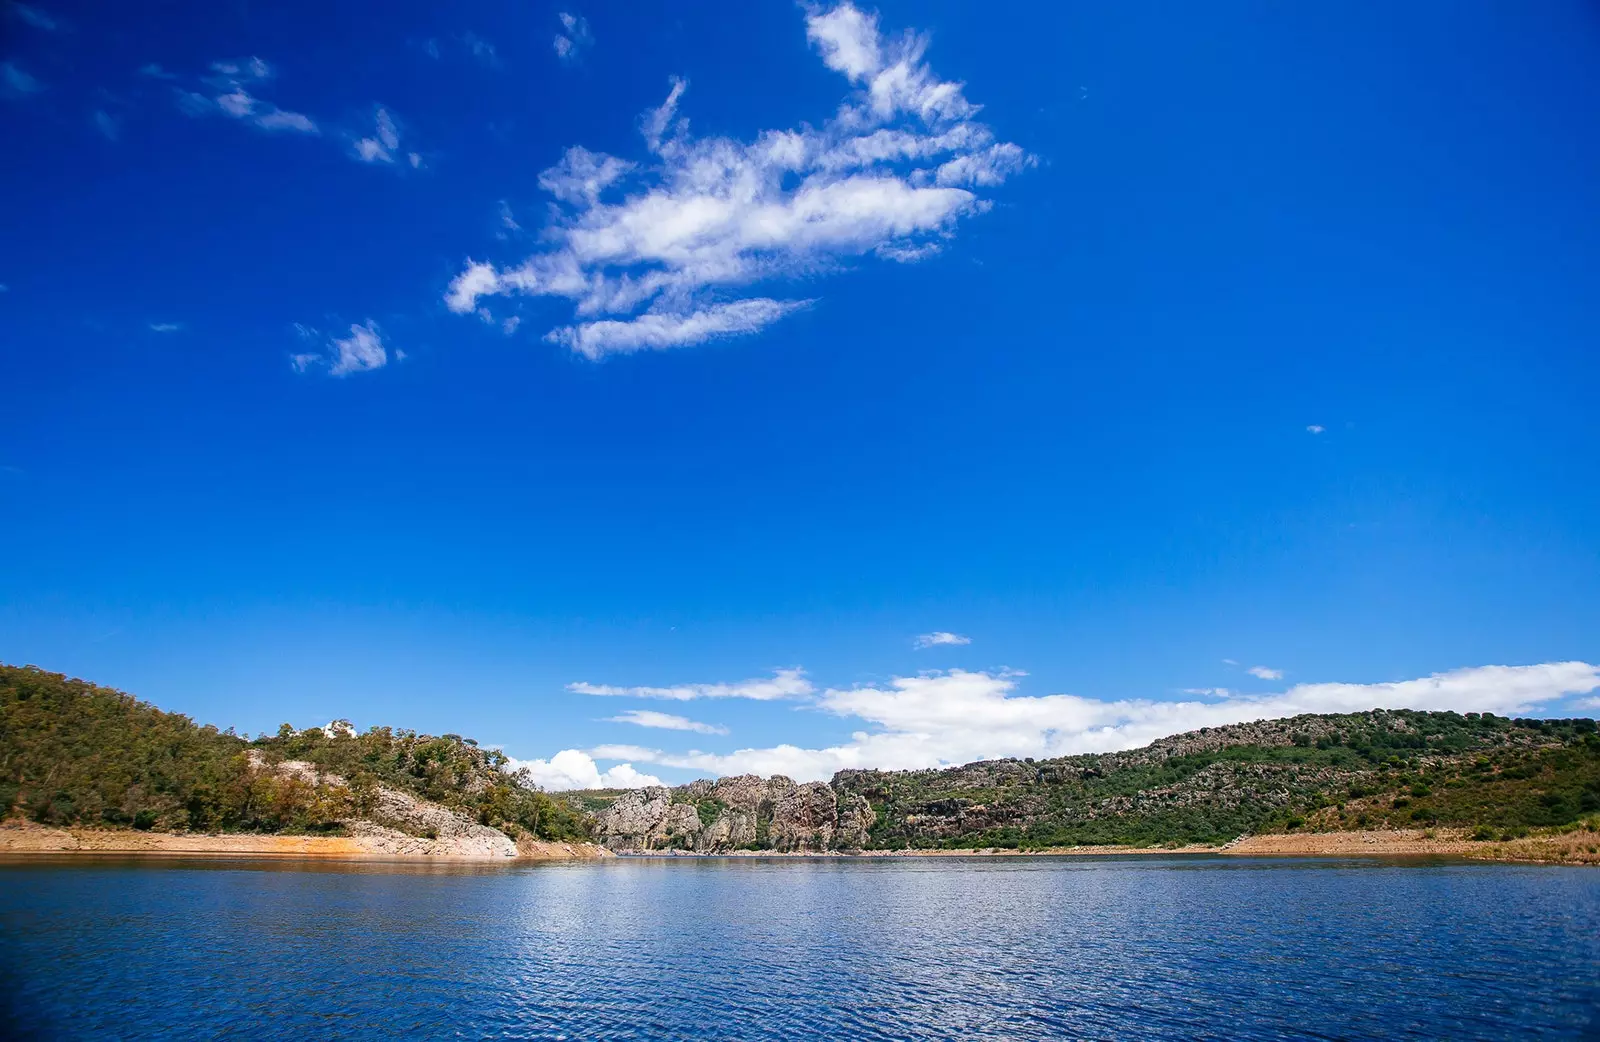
[
  {"left": 0, "top": 664, "right": 587, "bottom": 841},
  {"left": 833, "top": 709, "right": 1600, "bottom": 848},
  {"left": 581, "top": 709, "right": 1600, "bottom": 852}
]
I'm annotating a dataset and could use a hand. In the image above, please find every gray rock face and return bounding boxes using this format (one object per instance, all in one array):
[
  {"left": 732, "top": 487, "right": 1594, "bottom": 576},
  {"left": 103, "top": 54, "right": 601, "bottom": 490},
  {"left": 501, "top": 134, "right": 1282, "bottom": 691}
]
[
  {"left": 769, "top": 781, "right": 838, "bottom": 851},
  {"left": 592, "top": 775, "right": 877, "bottom": 853},
  {"left": 594, "top": 787, "right": 676, "bottom": 850}
]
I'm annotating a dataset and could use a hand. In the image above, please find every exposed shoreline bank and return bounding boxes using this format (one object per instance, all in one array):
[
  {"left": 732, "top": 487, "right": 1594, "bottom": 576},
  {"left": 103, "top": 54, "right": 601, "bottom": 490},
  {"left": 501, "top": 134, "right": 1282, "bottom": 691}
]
[
  {"left": 7, "top": 825, "right": 1593, "bottom": 865},
  {"left": 0, "top": 824, "right": 612, "bottom": 860},
  {"left": 607, "top": 827, "right": 1598, "bottom": 864}
]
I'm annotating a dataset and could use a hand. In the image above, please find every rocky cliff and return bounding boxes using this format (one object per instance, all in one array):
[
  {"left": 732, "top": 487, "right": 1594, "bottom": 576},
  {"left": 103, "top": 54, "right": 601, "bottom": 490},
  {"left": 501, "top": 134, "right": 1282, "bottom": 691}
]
[{"left": 592, "top": 774, "right": 875, "bottom": 852}]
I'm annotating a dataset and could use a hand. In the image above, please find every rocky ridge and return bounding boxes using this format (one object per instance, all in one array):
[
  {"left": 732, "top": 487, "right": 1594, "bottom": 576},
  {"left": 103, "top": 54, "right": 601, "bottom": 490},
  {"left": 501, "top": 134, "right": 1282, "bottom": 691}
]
[{"left": 592, "top": 774, "right": 875, "bottom": 852}]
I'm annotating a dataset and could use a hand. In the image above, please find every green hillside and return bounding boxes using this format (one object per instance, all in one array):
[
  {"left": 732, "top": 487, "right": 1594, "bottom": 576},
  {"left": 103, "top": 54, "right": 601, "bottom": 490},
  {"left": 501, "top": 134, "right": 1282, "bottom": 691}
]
[
  {"left": 0, "top": 664, "right": 587, "bottom": 841},
  {"left": 832, "top": 709, "right": 1600, "bottom": 848}
]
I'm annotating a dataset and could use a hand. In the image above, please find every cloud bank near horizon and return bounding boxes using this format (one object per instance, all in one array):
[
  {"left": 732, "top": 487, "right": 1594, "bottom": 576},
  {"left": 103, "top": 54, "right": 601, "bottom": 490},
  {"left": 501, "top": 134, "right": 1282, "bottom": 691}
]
[{"left": 513, "top": 660, "right": 1600, "bottom": 789}]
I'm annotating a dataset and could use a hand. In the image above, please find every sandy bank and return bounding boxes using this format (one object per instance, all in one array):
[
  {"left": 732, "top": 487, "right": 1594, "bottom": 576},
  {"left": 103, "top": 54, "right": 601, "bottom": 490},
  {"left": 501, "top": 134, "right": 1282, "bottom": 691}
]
[
  {"left": 616, "top": 828, "right": 1600, "bottom": 865},
  {"left": 0, "top": 823, "right": 612, "bottom": 861}
]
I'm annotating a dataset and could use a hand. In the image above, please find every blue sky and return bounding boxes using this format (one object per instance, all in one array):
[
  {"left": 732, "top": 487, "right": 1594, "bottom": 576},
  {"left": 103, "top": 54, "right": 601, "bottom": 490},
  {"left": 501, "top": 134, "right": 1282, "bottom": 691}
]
[{"left": 3, "top": 0, "right": 1598, "bottom": 787}]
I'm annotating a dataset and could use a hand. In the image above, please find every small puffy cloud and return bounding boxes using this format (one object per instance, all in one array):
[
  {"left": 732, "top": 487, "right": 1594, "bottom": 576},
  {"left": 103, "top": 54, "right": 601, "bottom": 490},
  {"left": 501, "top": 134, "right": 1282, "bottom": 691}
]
[
  {"left": 447, "top": 2, "right": 1031, "bottom": 357},
  {"left": 504, "top": 749, "right": 661, "bottom": 791},
  {"left": 3, "top": 61, "right": 43, "bottom": 95},
  {"left": 570, "top": 667, "right": 813, "bottom": 702},
  {"left": 595, "top": 661, "right": 1600, "bottom": 783},
  {"left": 290, "top": 320, "right": 390, "bottom": 377},
  {"left": 1247, "top": 666, "right": 1284, "bottom": 680},
  {"left": 914, "top": 631, "right": 971, "bottom": 649},
  {"left": 353, "top": 107, "right": 403, "bottom": 164},
  {"left": 605, "top": 710, "right": 728, "bottom": 736},
  {"left": 1575, "top": 696, "right": 1600, "bottom": 712},
  {"left": 554, "top": 12, "right": 594, "bottom": 62},
  {"left": 1306, "top": 425, "right": 1325, "bottom": 434},
  {"left": 149, "top": 322, "right": 182, "bottom": 333}
]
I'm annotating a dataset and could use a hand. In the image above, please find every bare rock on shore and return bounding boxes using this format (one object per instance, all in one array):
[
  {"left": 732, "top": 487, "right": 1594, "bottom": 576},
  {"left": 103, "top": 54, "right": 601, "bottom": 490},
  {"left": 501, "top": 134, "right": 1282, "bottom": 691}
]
[{"left": 592, "top": 776, "right": 877, "bottom": 853}]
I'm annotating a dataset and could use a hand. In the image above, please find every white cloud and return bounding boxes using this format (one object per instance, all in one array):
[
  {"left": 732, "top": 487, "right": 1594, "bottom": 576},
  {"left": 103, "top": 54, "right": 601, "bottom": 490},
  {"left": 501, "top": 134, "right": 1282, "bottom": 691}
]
[
  {"left": 3, "top": 61, "right": 42, "bottom": 95},
  {"left": 149, "top": 322, "right": 182, "bottom": 333},
  {"left": 606, "top": 710, "right": 729, "bottom": 736},
  {"left": 1306, "top": 425, "right": 1325, "bottom": 434},
  {"left": 290, "top": 320, "right": 389, "bottom": 376},
  {"left": 575, "top": 661, "right": 1600, "bottom": 783},
  {"left": 570, "top": 667, "right": 812, "bottom": 702},
  {"left": 505, "top": 749, "right": 662, "bottom": 791},
  {"left": 353, "top": 107, "right": 403, "bottom": 164},
  {"left": 177, "top": 57, "right": 318, "bottom": 134},
  {"left": 914, "top": 631, "right": 971, "bottom": 649},
  {"left": 1247, "top": 665, "right": 1284, "bottom": 680},
  {"left": 93, "top": 110, "right": 119, "bottom": 141},
  {"left": 545, "top": 298, "right": 811, "bottom": 359},
  {"left": 554, "top": 12, "right": 593, "bottom": 62},
  {"left": 445, "top": 2, "right": 1031, "bottom": 357}
]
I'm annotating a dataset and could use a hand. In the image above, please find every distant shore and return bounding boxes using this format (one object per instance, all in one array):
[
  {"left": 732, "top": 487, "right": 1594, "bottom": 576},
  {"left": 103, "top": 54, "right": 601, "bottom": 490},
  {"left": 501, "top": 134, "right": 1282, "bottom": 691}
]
[
  {"left": 618, "top": 828, "right": 1600, "bottom": 865},
  {"left": 4, "top": 824, "right": 1595, "bottom": 865}
]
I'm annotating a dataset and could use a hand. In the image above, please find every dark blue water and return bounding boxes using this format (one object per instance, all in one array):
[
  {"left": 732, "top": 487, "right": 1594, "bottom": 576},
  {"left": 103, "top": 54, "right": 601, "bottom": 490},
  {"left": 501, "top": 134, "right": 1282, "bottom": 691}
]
[{"left": 0, "top": 855, "right": 1596, "bottom": 1040}]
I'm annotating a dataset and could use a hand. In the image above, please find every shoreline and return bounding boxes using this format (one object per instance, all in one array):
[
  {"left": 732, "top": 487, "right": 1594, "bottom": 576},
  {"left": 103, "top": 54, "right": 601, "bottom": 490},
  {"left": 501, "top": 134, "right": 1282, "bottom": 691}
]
[
  {"left": 4, "top": 825, "right": 1594, "bottom": 865},
  {"left": 0, "top": 824, "right": 612, "bottom": 861}
]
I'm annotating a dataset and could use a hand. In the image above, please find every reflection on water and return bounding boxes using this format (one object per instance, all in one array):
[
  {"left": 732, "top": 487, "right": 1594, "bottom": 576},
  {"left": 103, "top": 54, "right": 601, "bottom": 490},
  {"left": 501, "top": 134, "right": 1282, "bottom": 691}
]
[{"left": 1, "top": 855, "right": 1597, "bottom": 1040}]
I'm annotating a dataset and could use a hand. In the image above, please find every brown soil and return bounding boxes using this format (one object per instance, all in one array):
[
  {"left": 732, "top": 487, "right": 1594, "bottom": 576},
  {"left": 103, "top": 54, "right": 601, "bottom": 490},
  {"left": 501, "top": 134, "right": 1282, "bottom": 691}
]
[{"left": 0, "top": 822, "right": 613, "bottom": 860}]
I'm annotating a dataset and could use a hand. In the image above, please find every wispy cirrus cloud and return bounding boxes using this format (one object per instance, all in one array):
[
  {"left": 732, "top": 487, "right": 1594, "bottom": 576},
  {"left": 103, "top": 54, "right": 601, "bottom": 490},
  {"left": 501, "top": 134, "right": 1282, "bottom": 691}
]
[
  {"left": 605, "top": 710, "right": 728, "bottom": 736},
  {"left": 531, "top": 661, "right": 1600, "bottom": 785},
  {"left": 445, "top": 2, "right": 1031, "bottom": 359},
  {"left": 2, "top": 61, "right": 43, "bottom": 96},
  {"left": 554, "top": 12, "right": 593, "bottom": 62},
  {"left": 175, "top": 57, "right": 317, "bottom": 134},
  {"left": 8, "top": 4, "right": 59, "bottom": 31},
  {"left": 93, "top": 109, "right": 120, "bottom": 141},
  {"left": 148, "top": 322, "right": 182, "bottom": 333},
  {"left": 570, "top": 668, "right": 812, "bottom": 702},
  {"left": 914, "top": 631, "right": 970, "bottom": 649}
]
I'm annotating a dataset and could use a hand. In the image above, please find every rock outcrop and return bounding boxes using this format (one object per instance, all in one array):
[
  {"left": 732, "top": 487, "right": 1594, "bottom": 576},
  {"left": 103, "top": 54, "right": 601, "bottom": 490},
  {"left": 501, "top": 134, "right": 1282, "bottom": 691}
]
[
  {"left": 592, "top": 775, "right": 877, "bottom": 853},
  {"left": 252, "top": 754, "right": 520, "bottom": 857}
]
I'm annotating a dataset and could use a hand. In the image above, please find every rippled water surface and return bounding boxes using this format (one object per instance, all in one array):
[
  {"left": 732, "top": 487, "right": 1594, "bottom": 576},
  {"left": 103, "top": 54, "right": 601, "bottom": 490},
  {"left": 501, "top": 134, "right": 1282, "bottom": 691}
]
[{"left": 1, "top": 854, "right": 1597, "bottom": 1040}]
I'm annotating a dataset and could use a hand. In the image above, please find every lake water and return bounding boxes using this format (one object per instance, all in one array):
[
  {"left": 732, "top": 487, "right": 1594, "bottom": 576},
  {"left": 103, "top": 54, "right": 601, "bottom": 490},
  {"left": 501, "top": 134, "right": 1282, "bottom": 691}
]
[{"left": 0, "top": 854, "right": 1596, "bottom": 1040}]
